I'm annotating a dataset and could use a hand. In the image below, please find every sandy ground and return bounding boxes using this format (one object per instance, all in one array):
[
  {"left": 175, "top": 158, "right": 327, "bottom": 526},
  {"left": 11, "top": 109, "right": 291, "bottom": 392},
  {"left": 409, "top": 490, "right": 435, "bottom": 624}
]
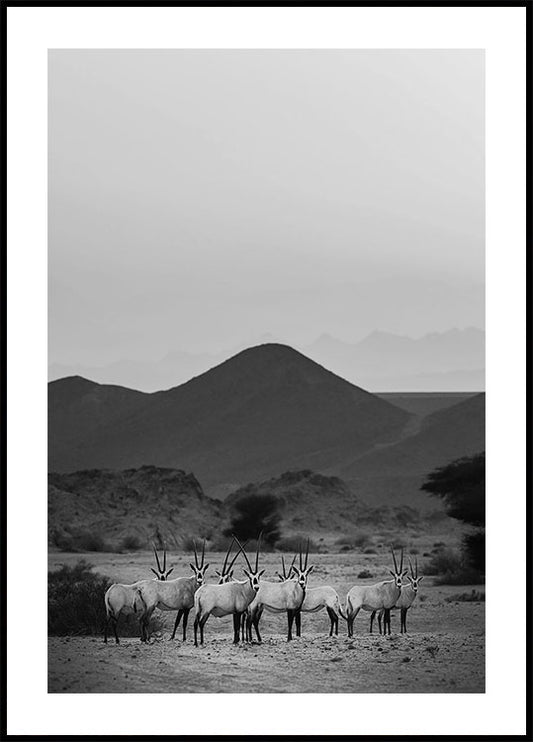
[{"left": 48, "top": 550, "right": 484, "bottom": 693}]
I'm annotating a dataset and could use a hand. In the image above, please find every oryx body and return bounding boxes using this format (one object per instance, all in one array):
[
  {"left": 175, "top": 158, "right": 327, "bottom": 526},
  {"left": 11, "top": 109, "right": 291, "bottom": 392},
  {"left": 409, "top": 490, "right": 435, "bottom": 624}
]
[
  {"left": 247, "top": 544, "right": 313, "bottom": 642},
  {"left": 104, "top": 582, "right": 145, "bottom": 644},
  {"left": 193, "top": 537, "right": 262, "bottom": 646},
  {"left": 370, "top": 557, "right": 423, "bottom": 634},
  {"left": 300, "top": 586, "right": 346, "bottom": 636},
  {"left": 345, "top": 548, "right": 407, "bottom": 637},
  {"left": 137, "top": 541, "right": 209, "bottom": 642}
]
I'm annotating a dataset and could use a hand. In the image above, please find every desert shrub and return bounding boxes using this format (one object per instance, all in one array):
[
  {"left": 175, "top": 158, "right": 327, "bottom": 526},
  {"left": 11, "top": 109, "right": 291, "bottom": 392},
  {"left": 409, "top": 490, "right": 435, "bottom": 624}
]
[
  {"left": 121, "top": 534, "right": 144, "bottom": 551},
  {"left": 463, "top": 530, "right": 485, "bottom": 574},
  {"left": 224, "top": 494, "right": 281, "bottom": 546},
  {"left": 391, "top": 537, "right": 407, "bottom": 550},
  {"left": 276, "top": 534, "right": 319, "bottom": 553},
  {"left": 52, "top": 528, "right": 112, "bottom": 553},
  {"left": 180, "top": 535, "right": 203, "bottom": 552},
  {"left": 48, "top": 560, "right": 163, "bottom": 637},
  {"left": 357, "top": 569, "right": 373, "bottom": 579},
  {"left": 334, "top": 532, "right": 373, "bottom": 550},
  {"left": 409, "top": 547, "right": 420, "bottom": 555},
  {"left": 446, "top": 589, "right": 485, "bottom": 603},
  {"left": 428, "top": 548, "right": 484, "bottom": 585},
  {"left": 363, "top": 547, "right": 377, "bottom": 554}
]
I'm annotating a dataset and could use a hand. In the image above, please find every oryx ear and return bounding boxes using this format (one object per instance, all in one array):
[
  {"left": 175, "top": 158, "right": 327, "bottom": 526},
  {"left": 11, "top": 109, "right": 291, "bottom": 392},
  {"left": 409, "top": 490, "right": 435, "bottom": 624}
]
[
  {"left": 418, "top": 576, "right": 424, "bottom": 582},
  {"left": 243, "top": 569, "right": 251, "bottom": 578},
  {"left": 406, "top": 575, "right": 413, "bottom": 583},
  {"left": 389, "top": 569, "right": 395, "bottom": 577},
  {"left": 166, "top": 568, "right": 174, "bottom": 577},
  {"left": 259, "top": 569, "right": 265, "bottom": 577},
  {"left": 151, "top": 568, "right": 159, "bottom": 577},
  {"left": 228, "top": 570, "right": 233, "bottom": 578},
  {"left": 189, "top": 563, "right": 196, "bottom": 571},
  {"left": 203, "top": 563, "right": 210, "bottom": 571},
  {"left": 403, "top": 569, "right": 408, "bottom": 576},
  {"left": 215, "top": 570, "right": 221, "bottom": 576},
  {"left": 307, "top": 565, "right": 314, "bottom": 573}
]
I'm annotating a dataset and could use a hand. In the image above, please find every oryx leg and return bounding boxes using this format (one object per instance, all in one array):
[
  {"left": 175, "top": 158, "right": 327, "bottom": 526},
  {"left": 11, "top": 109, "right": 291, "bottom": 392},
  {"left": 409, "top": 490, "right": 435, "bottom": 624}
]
[
  {"left": 232, "top": 612, "right": 242, "bottom": 644},
  {"left": 370, "top": 610, "right": 376, "bottom": 634},
  {"left": 287, "top": 609, "right": 295, "bottom": 641},
  {"left": 170, "top": 609, "right": 184, "bottom": 640},
  {"left": 348, "top": 606, "right": 360, "bottom": 638},
  {"left": 401, "top": 607, "right": 407, "bottom": 634},
  {"left": 295, "top": 610, "right": 302, "bottom": 637},
  {"left": 251, "top": 607, "right": 263, "bottom": 643},
  {"left": 383, "top": 609, "right": 391, "bottom": 635},
  {"left": 378, "top": 610, "right": 383, "bottom": 635},
  {"left": 140, "top": 607, "right": 155, "bottom": 643},
  {"left": 199, "top": 613, "right": 209, "bottom": 645},
  {"left": 193, "top": 614, "right": 200, "bottom": 647},
  {"left": 182, "top": 608, "right": 190, "bottom": 641},
  {"left": 327, "top": 607, "right": 336, "bottom": 637}
]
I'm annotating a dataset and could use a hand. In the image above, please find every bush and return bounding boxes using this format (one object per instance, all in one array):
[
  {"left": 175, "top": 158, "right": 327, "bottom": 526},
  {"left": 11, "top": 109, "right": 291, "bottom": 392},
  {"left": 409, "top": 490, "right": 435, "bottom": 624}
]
[
  {"left": 446, "top": 589, "right": 485, "bottom": 603},
  {"left": 121, "top": 534, "right": 144, "bottom": 551},
  {"left": 224, "top": 494, "right": 281, "bottom": 546},
  {"left": 463, "top": 530, "right": 485, "bottom": 574},
  {"left": 428, "top": 548, "right": 484, "bottom": 585},
  {"left": 48, "top": 560, "right": 162, "bottom": 637},
  {"left": 276, "top": 534, "right": 319, "bottom": 553},
  {"left": 51, "top": 528, "right": 113, "bottom": 553},
  {"left": 357, "top": 569, "right": 374, "bottom": 579},
  {"left": 335, "top": 533, "right": 373, "bottom": 550}
]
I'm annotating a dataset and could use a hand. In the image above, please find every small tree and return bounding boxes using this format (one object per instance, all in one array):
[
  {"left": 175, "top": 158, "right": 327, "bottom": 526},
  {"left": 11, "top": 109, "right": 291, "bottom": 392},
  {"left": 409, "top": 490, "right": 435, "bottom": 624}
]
[
  {"left": 421, "top": 452, "right": 485, "bottom": 577},
  {"left": 224, "top": 493, "right": 281, "bottom": 546}
]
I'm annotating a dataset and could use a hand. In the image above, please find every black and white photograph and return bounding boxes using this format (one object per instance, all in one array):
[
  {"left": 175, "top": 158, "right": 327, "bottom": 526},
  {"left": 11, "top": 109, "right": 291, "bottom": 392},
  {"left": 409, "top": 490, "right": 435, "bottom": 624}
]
[
  {"left": 47, "top": 46, "right": 487, "bottom": 695},
  {"left": 4, "top": 3, "right": 529, "bottom": 737}
]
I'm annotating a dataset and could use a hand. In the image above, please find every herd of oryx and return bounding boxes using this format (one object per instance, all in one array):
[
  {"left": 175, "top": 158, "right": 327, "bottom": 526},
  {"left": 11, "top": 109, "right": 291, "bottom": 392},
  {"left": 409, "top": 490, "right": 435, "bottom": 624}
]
[{"left": 104, "top": 536, "right": 424, "bottom": 646}]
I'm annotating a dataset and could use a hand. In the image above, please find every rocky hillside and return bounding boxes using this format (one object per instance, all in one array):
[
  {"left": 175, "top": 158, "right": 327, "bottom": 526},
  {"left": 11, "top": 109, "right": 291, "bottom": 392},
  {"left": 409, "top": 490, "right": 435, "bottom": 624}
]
[{"left": 48, "top": 465, "right": 223, "bottom": 549}]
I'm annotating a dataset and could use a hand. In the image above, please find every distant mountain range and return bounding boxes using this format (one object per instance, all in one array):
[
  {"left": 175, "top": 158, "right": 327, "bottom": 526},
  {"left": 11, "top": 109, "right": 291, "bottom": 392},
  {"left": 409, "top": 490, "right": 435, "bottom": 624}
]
[
  {"left": 49, "top": 327, "right": 485, "bottom": 393},
  {"left": 49, "top": 344, "right": 484, "bottom": 510},
  {"left": 49, "top": 344, "right": 410, "bottom": 492}
]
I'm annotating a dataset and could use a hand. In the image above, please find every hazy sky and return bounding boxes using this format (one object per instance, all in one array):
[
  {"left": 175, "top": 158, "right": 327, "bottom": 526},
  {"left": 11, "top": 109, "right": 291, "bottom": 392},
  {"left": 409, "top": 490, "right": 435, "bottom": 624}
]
[{"left": 49, "top": 50, "right": 484, "bottom": 367}]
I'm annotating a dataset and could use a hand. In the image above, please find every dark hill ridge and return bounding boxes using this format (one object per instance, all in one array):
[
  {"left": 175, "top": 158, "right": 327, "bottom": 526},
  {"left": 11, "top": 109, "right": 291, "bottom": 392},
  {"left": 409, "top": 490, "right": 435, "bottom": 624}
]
[
  {"left": 226, "top": 469, "right": 361, "bottom": 533},
  {"left": 49, "top": 343, "right": 411, "bottom": 491},
  {"left": 48, "top": 465, "right": 223, "bottom": 548}
]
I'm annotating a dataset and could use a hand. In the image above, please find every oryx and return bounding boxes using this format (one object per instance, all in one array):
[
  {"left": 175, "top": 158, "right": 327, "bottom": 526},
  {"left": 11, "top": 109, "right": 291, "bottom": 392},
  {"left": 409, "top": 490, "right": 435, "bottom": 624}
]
[
  {"left": 193, "top": 536, "right": 263, "bottom": 646},
  {"left": 137, "top": 540, "right": 209, "bottom": 642},
  {"left": 276, "top": 556, "right": 346, "bottom": 637},
  {"left": 370, "top": 556, "right": 423, "bottom": 634},
  {"left": 247, "top": 540, "right": 313, "bottom": 643},
  {"left": 345, "top": 547, "right": 407, "bottom": 637}
]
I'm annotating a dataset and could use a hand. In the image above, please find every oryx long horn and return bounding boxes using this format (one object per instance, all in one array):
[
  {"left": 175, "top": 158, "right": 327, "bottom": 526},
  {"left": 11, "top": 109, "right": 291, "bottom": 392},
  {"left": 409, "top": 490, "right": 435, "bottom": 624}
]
[
  {"left": 201, "top": 539, "right": 206, "bottom": 568},
  {"left": 163, "top": 548, "right": 166, "bottom": 572},
  {"left": 221, "top": 537, "right": 235, "bottom": 575},
  {"left": 299, "top": 541, "right": 303, "bottom": 570},
  {"left": 281, "top": 555, "right": 286, "bottom": 579},
  {"left": 255, "top": 531, "right": 262, "bottom": 572},
  {"left": 227, "top": 539, "right": 248, "bottom": 573},
  {"left": 193, "top": 539, "right": 199, "bottom": 569},
  {"left": 304, "top": 538, "right": 310, "bottom": 570},
  {"left": 409, "top": 557, "right": 415, "bottom": 578},
  {"left": 390, "top": 546, "right": 398, "bottom": 573},
  {"left": 400, "top": 548, "right": 404, "bottom": 572},
  {"left": 153, "top": 543, "right": 162, "bottom": 572},
  {"left": 415, "top": 556, "right": 418, "bottom": 578},
  {"left": 290, "top": 554, "right": 297, "bottom": 575},
  {"left": 232, "top": 535, "right": 253, "bottom": 572}
]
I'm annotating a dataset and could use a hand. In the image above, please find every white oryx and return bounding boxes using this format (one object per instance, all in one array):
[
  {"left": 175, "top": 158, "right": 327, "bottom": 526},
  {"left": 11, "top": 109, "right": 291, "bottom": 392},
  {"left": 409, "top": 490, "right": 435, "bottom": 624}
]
[
  {"left": 345, "top": 548, "right": 407, "bottom": 637},
  {"left": 370, "top": 557, "right": 423, "bottom": 634},
  {"left": 137, "top": 540, "right": 209, "bottom": 642},
  {"left": 275, "top": 557, "right": 346, "bottom": 637},
  {"left": 247, "top": 541, "right": 313, "bottom": 643},
  {"left": 193, "top": 536, "right": 263, "bottom": 646},
  {"left": 103, "top": 545, "right": 172, "bottom": 644}
]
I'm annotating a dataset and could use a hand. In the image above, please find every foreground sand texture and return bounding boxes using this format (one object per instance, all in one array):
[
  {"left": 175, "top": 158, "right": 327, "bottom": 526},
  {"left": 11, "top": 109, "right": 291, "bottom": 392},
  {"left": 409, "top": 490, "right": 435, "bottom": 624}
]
[{"left": 48, "top": 550, "right": 484, "bottom": 693}]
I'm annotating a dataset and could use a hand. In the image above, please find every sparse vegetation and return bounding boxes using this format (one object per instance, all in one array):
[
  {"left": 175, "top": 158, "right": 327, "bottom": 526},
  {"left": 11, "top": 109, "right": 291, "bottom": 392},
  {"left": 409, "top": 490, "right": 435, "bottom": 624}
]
[
  {"left": 224, "top": 493, "right": 281, "bottom": 546},
  {"left": 121, "top": 534, "right": 144, "bottom": 551},
  {"left": 335, "top": 532, "right": 374, "bottom": 551},
  {"left": 276, "top": 534, "right": 319, "bottom": 553},
  {"left": 428, "top": 547, "right": 484, "bottom": 585},
  {"left": 446, "top": 589, "right": 485, "bottom": 603},
  {"left": 357, "top": 569, "right": 374, "bottom": 579},
  {"left": 51, "top": 527, "right": 112, "bottom": 553},
  {"left": 48, "top": 560, "right": 162, "bottom": 637}
]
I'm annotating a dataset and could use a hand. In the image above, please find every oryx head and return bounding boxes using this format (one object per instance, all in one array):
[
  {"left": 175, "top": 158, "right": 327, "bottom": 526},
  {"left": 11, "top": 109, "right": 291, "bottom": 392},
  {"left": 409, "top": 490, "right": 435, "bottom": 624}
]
[
  {"left": 190, "top": 539, "right": 209, "bottom": 585},
  {"left": 215, "top": 536, "right": 243, "bottom": 584},
  {"left": 276, "top": 554, "right": 296, "bottom": 582},
  {"left": 406, "top": 556, "right": 424, "bottom": 592},
  {"left": 151, "top": 544, "right": 173, "bottom": 581},
  {"left": 389, "top": 546, "right": 408, "bottom": 589},
  {"left": 291, "top": 539, "right": 314, "bottom": 590},
  {"left": 235, "top": 533, "right": 264, "bottom": 592}
]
